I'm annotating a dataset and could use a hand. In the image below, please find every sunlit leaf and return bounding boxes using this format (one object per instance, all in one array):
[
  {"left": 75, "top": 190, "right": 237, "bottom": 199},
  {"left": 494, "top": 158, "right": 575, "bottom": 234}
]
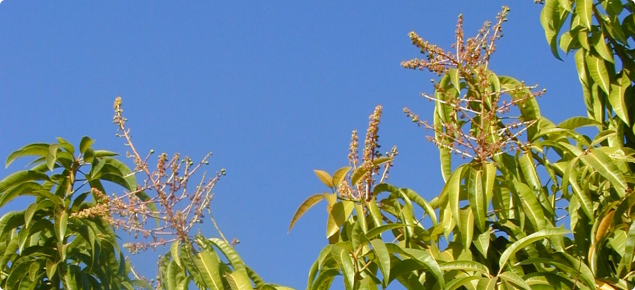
[
  {"left": 585, "top": 54, "right": 611, "bottom": 95},
  {"left": 369, "top": 239, "right": 390, "bottom": 287},
  {"left": 326, "top": 201, "right": 353, "bottom": 238},
  {"left": 5, "top": 143, "right": 50, "bottom": 168},
  {"left": 288, "top": 194, "right": 325, "bottom": 233},
  {"left": 581, "top": 149, "right": 627, "bottom": 196},
  {"left": 331, "top": 244, "right": 355, "bottom": 290},
  {"left": 331, "top": 167, "right": 351, "bottom": 189},
  {"left": 314, "top": 169, "right": 334, "bottom": 189},
  {"left": 225, "top": 270, "right": 253, "bottom": 290},
  {"left": 498, "top": 228, "right": 568, "bottom": 271}
]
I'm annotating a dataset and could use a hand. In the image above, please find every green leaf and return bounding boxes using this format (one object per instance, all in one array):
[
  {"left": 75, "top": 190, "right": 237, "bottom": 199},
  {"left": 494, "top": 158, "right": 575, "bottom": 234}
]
[
  {"left": 79, "top": 136, "right": 94, "bottom": 155},
  {"left": 592, "top": 32, "right": 614, "bottom": 63},
  {"left": 443, "top": 165, "right": 466, "bottom": 235},
  {"left": 499, "top": 271, "right": 531, "bottom": 290},
  {"left": 498, "top": 228, "right": 568, "bottom": 272},
  {"left": 443, "top": 276, "right": 481, "bottom": 290},
  {"left": 55, "top": 210, "right": 68, "bottom": 241},
  {"left": 540, "top": 0, "right": 566, "bottom": 60},
  {"left": 576, "top": 0, "right": 592, "bottom": 29},
  {"left": 171, "top": 241, "right": 182, "bottom": 268},
  {"left": 0, "top": 170, "right": 50, "bottom": 194},
  {"left": 331, "top": 167, "right": 351, "bottom": 189},
  {"left": 310, "top": 269, "right": 339, "bottom": 290},
  {"left": 288, "top": 194, "right": 324, "bottom": 233},
  {"left": 331, "top": 244, "right": 355, "bottom": 290},
  {"left": 623, "top": 220, "right": 635, "bottom": 272},
  {"left": 585, "top": 54, "right": 611, "bottom": 95},
  {"left": 225, "top": 270, "right": 252, "bottom": 290},
  {"left": 449, "top": 68, "right": 460, "bottom": 92},
  {"left": 326, "top": 201, "right": 353, "bottom": 238},
  {"left": 365, "top": 224, "right": 404, "bottom": 240},
  {"left": 369, "top": 239, "right": 390, "bottom": 287},
  {"left": 468, "top": 167, "right": 487, "bottom": 232},
  {"left": 6, "top": 143, "right": 50, "bottom": 168},
  {"left": 197, "top": 236, "right": 247, "bottom": 274},
  {"left": 439, "top": 260, "right": 489, "bottom": 275},
  {"left": 196, "top": 250, "right": 224, "bottom": 290},
  {"left": 581, "top": 149, "right": 627, "bottom": 196},
  {"left": 314, "top": 169, "right": 334, "bottom": 189},
  {"left": 402, "top": 248, "right": 445, "bottom": 287},
  {"left": 608, "top": 71, "right": 630, "bottom": 124},
  {"left": 514, "top": 182, "right": 545, "bottom": 231},
  {"left": 557, "top": 116, "right": 602, "bottom": 129}
]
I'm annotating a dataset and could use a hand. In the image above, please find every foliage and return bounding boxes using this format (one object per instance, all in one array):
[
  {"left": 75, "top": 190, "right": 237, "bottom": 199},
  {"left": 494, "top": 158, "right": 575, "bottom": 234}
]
[
  {"left": 4, "top": 1, "right": 635, "bottom": 290},
  {"left": 0, "top": 136, "right": 150, "bottom": 289},
  {"left": 293, "top": 2, "right": 635, "bottom": 290}
]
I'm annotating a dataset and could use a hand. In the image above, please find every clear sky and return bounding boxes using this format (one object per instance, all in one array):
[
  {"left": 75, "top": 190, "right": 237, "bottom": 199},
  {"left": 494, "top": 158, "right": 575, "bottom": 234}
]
[{"left": 0, "top": 1, "right": 584, "bottom": 289}]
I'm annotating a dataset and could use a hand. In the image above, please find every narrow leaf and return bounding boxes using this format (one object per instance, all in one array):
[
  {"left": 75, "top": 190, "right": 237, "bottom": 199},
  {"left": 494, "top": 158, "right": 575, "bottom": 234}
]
[
  {"left": 498, "top": 228, "right": 568, "bottom": 272},
  {"left": 288, "top": 194, "right": 324, "bottom": 233}
]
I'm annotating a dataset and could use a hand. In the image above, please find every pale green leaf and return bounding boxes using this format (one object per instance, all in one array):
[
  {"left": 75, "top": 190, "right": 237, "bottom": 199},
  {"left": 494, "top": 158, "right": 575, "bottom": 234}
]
[
  {"left": 498, "top": 228, "right": 568, "bottom": 272},
  {"left": 581, "top": 149, "right": 627, "bottom": 196},
  {"left": 449, "top": 68, "right": 460, "bottom": 92},
  {"left": 623, "top": 220, "right": 635, "bottom": 272},
  {"left": 514, "top": 182, "right": 545, "bottom": 231},
  {"left": 585, "top": 54, "right": 611, "bottom": 95},
  {"left": 540, "top": 0, "right": 565, "bottom": 60},
  {"left": 171, "top": 241, "right": 182, "bottom": 268},
  {"left": 468, "top": 167, "right": 487, "bottom": 232},
  {"left": 225, "top": 270, "right": 253, "bottom": 290},
  {"left": 557, "top": 116, "right": 602, "bottom": 129},
  {"left": 369, "top": 239, "right": 390, "bottom": 287},
  {"left": 402, "top": 248, "right": 445, "bottom": 287},
  {"left": 576, "top": 0, "right": 592, "bottom": 29},
  {"left": 331, "top": 244, "right": 355, "bottom": 290},
  {"left": 55, "top": 210, "right": 68, "bottom": 241},
  {"left": 197, "top": 236, "right": 247, "bottom": 275},
  {"left": 331, "top": 167, "right": 351, "bottom": 189},
  {"left": 499, "top": 271, "right": 532, "bottom": 290},
  {"left": 443, "top": 165, "right": 466, "bottom": 236},
  {"left": 608, "top": 72, "right": 630, "bottom": 124},
  {"left": 326, "top": 201, "right": 353, "bottom": 238},
  {"left": 288, "top": 194, "right": 324, "bottom": 233},
  {"left": 314, "top": 169, "right": 334, "bottom": 189},
  {"left": 196, "top": 250, "right": 224, "bottom": 290}
]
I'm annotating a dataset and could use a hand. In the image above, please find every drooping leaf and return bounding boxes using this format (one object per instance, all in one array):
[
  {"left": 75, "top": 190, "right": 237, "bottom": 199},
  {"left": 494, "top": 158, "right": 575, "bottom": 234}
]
[
  {"left": 225, "top": 270, "right": 253, "bottom": 290},
  {"left": 499, "top": 271, "right": 532, "bottom": 290},
  {"left": 468, "top": 166, "right": 487, "bottom": 232},
  {"left": 513, "top": 182, "right": 545, "bottom": 231},
  {"left": 576, "top": 0, "right": 592, "bottom": 29},
  {"left": 195, "top": 249, "right": 224, "bottom": 290},
  {"left": 557, "top": 116, "right": 602, "bottom": 129},
  {"left": 288, "top": 194, "right": 324, "bottom": 233},
  {"left": 623, "top": 220, "right": 635, "bottom": 273},
  {"left": 581, "top": 149, "right": 627, "bottom": 196},
  {"left": 196, "top": 236, "right": 247, "bottom": 275},
  {"left": 498, "top": 228, "right": 568, "bottom": 272},
  {"left": 331, "top": 244, "right": 355, "bottom": 290},
  {"left": 585, "top": 54, "right": 611, "bottom": 95},
  {"left": 540, "top": 0, "right": 566, "bottom": 60},
  {"left": 5, "top": 143, "right": 50, "bottom": 168},
  {"left": 369, "top": 239, "right": 390, "bottom": 287}
]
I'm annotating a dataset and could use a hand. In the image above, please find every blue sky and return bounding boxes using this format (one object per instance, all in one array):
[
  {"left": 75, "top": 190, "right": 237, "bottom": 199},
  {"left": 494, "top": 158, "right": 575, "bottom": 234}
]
[{"left": 0, "top": 1, "right": 584, "bottom": 288}]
